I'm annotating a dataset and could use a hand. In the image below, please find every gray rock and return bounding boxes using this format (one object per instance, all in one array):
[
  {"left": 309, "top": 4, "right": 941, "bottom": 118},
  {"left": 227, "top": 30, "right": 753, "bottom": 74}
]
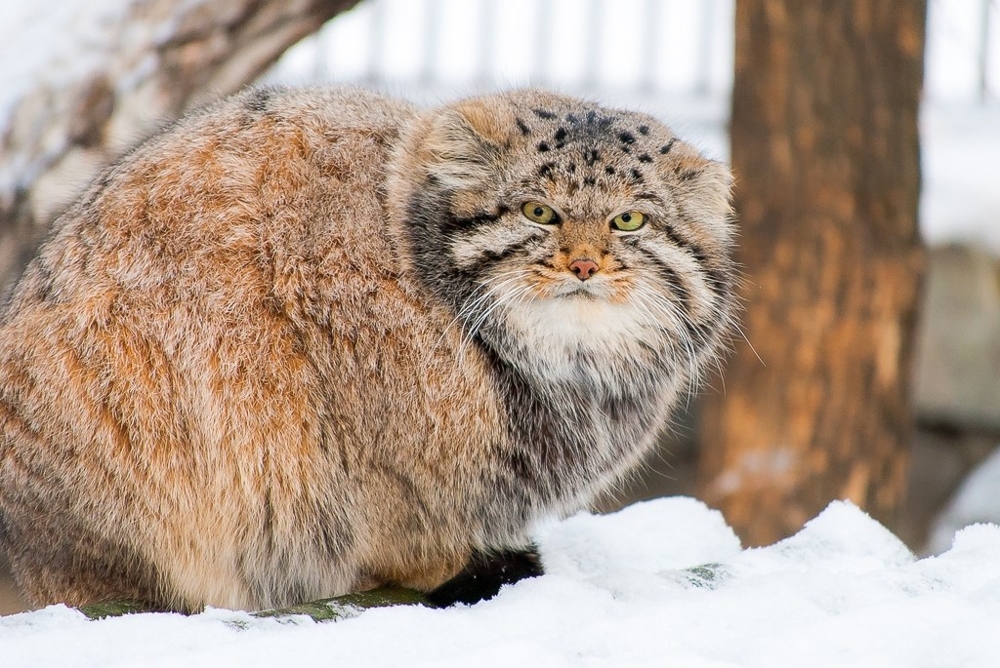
[{"left": 913, "top": 245, "right": 1000, "bottom": 432}]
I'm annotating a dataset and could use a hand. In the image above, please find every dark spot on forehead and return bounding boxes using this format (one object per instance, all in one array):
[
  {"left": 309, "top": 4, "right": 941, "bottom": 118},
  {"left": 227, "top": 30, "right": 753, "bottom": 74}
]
[
  {"left": 583, "top": 176, "right": 596, "bottom": 187},
  {"left": 245, "top": 87, "right": 272, "bottom": 113},
  {"left": 532, "top": 108, "right": 557, "bottom": 120},
  {"left": 604, "top": 166, "right": 616, "bottom": 175},
  {"left": 554, "top": 127, "right": 567, "bottom": 142},
  {"left": 630, "top": 168, "right": 644, "bottom": 182},
  {"left": 659, "top": 138, "right": 676, "bottom": 155},
  {"left": 537, "top": 142, "right": 550, "bottom": 152},
  {"left": 619, "top": 131, "right": 636, "bottom": 145},
  {"left": 581, "top": 110, "right": 614, "bottom": 130},
  {"left": 638, "top": 125, "right": 650, "bottom": 135},
  {"left": 567, "top": 162, "right": 577, "bottom": 173},
  {"left": 565, "top": 113, "right": 580, "bottom": 125},
  {"left": 516, "top": 117, "right": 531, "bottom": 135},
  {"left": 537, "top": 163, "right": 555, "bottom": 179},
  {"left": 638, "top": 153, "right": 653, "bottom": 163},
  {"left": 585, "top": 149, "right": 600, "bottom": 166}
]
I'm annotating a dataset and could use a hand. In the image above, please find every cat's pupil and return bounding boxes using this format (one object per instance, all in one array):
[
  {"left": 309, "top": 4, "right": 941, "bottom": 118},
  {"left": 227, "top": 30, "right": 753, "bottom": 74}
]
[
  {"left": 533, "top": 206, "right": 545, "bottom": 217},
  {"left": 621, "top": 213, "right": 632, "bottom": 223}
]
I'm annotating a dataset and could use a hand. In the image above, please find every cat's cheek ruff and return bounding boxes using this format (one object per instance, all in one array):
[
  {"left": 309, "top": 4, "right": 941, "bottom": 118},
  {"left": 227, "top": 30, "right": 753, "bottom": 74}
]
[{"left": 615, "top": 233, "right": 734, "bottom": 340}]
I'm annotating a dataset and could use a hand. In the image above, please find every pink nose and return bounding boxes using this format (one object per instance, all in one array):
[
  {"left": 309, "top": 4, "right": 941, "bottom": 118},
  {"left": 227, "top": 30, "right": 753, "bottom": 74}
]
[{"left": 569, "top": 258, "right": 599, "bottom": 281}]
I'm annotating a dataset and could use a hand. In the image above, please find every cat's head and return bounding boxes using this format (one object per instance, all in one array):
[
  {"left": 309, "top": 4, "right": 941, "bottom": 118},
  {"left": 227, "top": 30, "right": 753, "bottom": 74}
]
[{"left": 388, "top": 90, "right": 737, "bottom": 388}]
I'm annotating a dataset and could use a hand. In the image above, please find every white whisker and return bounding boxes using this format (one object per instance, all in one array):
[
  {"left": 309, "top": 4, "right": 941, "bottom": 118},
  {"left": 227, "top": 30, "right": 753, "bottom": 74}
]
[{"left": 433, "top": 268, "right": 532, "bottom": 354}]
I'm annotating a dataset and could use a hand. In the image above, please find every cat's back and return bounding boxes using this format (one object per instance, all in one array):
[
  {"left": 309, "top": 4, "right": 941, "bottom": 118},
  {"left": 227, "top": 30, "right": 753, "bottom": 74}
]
[
  {"left": 1, "top": 85, "right": 428, "bottom": 417},
  {"left": 5, "top": 86, "right": 417, "bottom": 319}
]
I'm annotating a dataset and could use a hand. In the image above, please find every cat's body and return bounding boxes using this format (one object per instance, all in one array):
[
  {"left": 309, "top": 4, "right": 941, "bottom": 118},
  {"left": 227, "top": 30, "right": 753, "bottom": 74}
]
[{"left": 0, "top": 86, "right": 736, "bottom": 612}]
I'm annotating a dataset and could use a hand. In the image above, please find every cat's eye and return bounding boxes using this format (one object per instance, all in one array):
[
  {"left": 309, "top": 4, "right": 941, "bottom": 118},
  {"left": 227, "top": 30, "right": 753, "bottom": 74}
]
[
  {"left": 522, "top": 201, "right": 559, "bottom": 225},
  {"left": 611, "top": 211, "right": 646, "bottom": 231}
]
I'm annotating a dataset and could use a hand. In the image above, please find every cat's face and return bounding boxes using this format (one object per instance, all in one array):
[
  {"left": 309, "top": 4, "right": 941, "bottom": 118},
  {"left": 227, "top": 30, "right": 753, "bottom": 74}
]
[{"left": 391, "top": 90, "right": 737, "bottom": 387}]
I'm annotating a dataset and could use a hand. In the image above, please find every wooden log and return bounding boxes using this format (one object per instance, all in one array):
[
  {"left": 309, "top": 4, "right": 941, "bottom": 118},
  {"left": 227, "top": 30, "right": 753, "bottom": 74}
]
[{"left": 78, "top": 587, "right": 436, "bottom": 622}]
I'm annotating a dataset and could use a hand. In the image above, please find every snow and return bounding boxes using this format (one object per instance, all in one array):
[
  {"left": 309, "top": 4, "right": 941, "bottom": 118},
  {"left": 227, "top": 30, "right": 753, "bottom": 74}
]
[
  {"left": 920, "top": 102, "right": 1000, "bottom": 251},
  {"left": 0, "top": 1, "right": 128, "bottom": 121},
  {"left": 3, "top": 497, "right": 1000, "bottom": 667},
  {"left": 0, "top": 0, "right": 123, "bottom": 207},
  {"left": 928, "top": 447, "right": 1000, "bottom": 555}
]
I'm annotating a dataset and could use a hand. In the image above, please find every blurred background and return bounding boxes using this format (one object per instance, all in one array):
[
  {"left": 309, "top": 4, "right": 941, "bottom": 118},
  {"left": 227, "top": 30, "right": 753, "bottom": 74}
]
[{"left": 1, "top": 0, "right": 998, "bottom": 613}]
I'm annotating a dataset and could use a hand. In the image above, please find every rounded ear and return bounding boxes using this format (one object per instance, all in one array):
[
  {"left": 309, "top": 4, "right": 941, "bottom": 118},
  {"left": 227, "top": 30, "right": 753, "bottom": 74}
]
[
  {"left": 417, "top": 98, "right": 514, "bottom": 190},
  {"left": 666, "top": 152, "right": 735, "bottom": 238},
  {"left": 687, "top": 160, "right": 734, "bottom": 223}
]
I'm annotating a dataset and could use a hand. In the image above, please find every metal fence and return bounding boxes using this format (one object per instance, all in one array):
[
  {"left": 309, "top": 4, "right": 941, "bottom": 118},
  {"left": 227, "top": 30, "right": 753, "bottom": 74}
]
[
  {"left": 268, "top": 0, "right": 998, "bottom": 103},
  {"left": 270, "top": 0, "right": 734, "bottom": 97}
]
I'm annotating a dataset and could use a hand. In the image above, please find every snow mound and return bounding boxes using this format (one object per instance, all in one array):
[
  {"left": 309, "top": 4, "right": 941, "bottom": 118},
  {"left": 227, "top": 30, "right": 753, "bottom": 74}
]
[{"left": 3, "top": 497, "right": 1000, "bottom": 667}]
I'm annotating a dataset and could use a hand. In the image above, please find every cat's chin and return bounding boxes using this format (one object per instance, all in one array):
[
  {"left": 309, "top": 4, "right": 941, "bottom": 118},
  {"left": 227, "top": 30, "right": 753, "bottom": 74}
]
[
  {"left": 506, "top": 291, "right": 648, "bottom": 368},
  {"left": 495, "top": 293, "right": 663, "bottom": 384}
]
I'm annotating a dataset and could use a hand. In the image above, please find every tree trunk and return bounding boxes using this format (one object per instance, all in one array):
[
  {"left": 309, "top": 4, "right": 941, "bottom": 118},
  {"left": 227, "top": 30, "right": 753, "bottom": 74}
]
[
  {"left": 0, "top": 0, "right": 360, "bottom": 301},
  {"left": 698, "top": 0, "right": 927, "bottom": 546}
]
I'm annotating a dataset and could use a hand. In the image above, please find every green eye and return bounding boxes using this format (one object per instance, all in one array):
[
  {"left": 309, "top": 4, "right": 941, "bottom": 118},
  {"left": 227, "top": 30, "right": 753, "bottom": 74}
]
[
  {"left": 522, "top": 201, "right": 559, "bottom": 225},
  {"left": 611, "top": 211, "right": 646, "bottom": 231}
]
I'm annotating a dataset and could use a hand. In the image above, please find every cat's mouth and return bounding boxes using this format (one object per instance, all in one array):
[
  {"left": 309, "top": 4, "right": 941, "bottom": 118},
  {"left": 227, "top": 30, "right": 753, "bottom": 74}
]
[
  {"left": 521, "top": 269, "right": 620, "bottom": 302},
  {"left": 548, "top": 280, "right": 611, "bottom": 301}
]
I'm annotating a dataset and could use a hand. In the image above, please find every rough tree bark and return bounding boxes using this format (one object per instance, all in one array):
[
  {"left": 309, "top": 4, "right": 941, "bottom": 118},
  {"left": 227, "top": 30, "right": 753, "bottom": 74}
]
[
  {"left": 0, "top": 0, "right": 361, "bottom": 301},
  {"left": 698, "top": 0, "right": 927, "bottom": 546}
]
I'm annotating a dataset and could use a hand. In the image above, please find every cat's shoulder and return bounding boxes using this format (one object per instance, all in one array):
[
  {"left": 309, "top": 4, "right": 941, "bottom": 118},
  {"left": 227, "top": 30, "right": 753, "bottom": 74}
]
[{"left": 90, "top": 85, "right": 418, "bottom": 199}]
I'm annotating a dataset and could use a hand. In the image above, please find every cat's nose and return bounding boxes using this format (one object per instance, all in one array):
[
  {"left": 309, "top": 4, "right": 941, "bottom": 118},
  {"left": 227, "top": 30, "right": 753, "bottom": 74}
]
[{"left": 569, "top": 258, "right": 599, "bottom": 281}]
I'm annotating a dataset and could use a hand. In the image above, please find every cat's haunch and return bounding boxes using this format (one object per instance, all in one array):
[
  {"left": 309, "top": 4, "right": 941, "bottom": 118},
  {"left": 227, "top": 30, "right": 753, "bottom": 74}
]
[{"left": 0, "top": 86, "right": 737, "bottom": 612}]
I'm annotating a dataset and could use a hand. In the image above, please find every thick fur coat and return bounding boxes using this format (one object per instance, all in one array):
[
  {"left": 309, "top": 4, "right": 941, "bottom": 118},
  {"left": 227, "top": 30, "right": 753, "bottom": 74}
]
[{"left": 0, "top": 86, "right": 736, "bottom": 611}]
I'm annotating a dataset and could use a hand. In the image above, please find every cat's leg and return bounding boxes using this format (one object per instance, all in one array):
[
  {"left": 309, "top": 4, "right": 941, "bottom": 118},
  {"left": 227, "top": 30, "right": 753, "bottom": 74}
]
[
  {"left": 2, "top": 515, "right": 170, "bottom": 612},
  {"left": 426, "top": 545, "right": 543, "bottom": 606}
]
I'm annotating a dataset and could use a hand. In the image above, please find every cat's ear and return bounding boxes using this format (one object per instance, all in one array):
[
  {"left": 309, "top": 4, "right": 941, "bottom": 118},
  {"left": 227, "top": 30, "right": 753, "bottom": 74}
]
[
  {"left": 418, "top": 99, "right": 513, "bottom": 190},
  {"left": 665, "top": 149, "right": 735, "bottom": 238}
]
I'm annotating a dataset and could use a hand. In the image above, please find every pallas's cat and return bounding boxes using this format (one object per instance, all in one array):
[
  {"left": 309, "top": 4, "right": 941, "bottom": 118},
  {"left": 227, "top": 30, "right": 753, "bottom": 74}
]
[{"left": 0, "top": 87, "right": 737, "bottom": 611}]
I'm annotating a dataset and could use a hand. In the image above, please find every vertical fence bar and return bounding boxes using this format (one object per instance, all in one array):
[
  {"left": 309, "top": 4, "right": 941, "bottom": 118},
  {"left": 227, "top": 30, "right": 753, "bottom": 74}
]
[
  {"left": 366, "top": 0, "right": 387, "bottom": 83},
  {"left": 639, "top": 0, "right": 661, "bottom": 93},
  {"left": 695, "top": 0, "right": 716, "bottom": 95},
  {"left": 581, "top": 0, "right": 601, "bottom": 89},
  {"left": 421, "top": 0, "right": 441, "bottom": 85},
  {"left": 979, "top": 0, "right": 993, "bottom": 102},
  {"left": 532, "top": 0, "right": 553, "bottom": 84},
  {"left": 311, "top": 25, "right": 329, "bottom": 82},
  {"left": 478, "top": 0, "right": 497, "bottom": 86}
]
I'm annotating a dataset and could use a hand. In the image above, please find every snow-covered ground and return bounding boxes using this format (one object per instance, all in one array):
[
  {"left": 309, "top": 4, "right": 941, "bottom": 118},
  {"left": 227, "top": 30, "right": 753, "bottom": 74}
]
[{"left": 4, "top": 497, "right": 1000, "bottom": 667}]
